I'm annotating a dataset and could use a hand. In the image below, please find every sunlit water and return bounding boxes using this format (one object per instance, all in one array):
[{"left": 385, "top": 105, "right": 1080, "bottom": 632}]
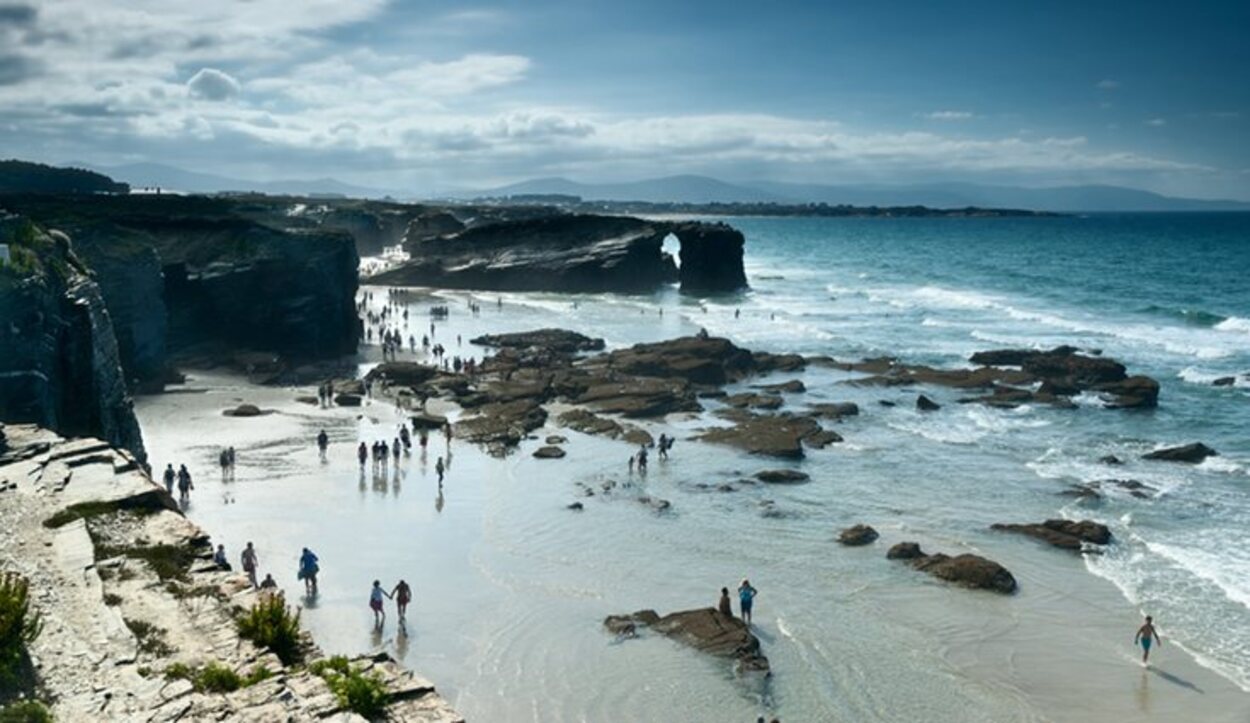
[{"left": 137, "top": 213, "right": 1250, "bottom": 722}]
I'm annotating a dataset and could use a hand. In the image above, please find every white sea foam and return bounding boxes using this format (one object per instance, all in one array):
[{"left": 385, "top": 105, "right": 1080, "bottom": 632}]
[
  {"left": 1145, "top": 541, "right": 1250, "bottom": 610},
  {"left": 1214, "top": 316, "right": 1250, "bottom": 335},
  {"left": 1198, "top": 456, "right": 1246, "bottom": 476}
]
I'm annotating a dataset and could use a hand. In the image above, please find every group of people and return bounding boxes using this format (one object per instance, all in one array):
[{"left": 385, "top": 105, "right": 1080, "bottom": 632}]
[
  {"left": 162, "top": 463, "right": 194, "bottom": 501},
  {"left": 718, "top": 580, "right": 758, "bottom": 624},
  {"left": 217, "top": 541, "right": 320, "bottom": 597},
  {"left": 369, "top": 579, "right": 414, "bottom": 627},
  {"left": 216, "top": 447, "right": 237, "bottom": 480}
]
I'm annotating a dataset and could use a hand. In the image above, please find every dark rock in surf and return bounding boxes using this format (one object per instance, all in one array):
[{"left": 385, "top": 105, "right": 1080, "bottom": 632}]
[
  {"left": 533, "top": 445, "right": 566, "bottom": 459},
  {"left": 334, "top": 393, "right": 362, "bottom": 407},
  {"left": 696, "top": 413, "right": 822, "bottom": 459},
  {"left": 808, "top": 402, "right": 859, "bottom": 419},
  {"left": 1142, "top": 443, "right": 1218, "bottom": 463},
  {"left": 838, "top": 524, "right": 879, "bottom": 546},
  {"left": 991, "top": 519, "right": 1111, "bottom": 551},
  {"left": 1099, "top": 455, "right": 1123, "bottom": 465},
  {"left": 471, "top": 328, "right": 606, "bottom": 353},
  {"left": 222, "top": 403, "right": 267, "bottom": 417},
  {"left": 887, "top": 542, "right": 924, "bottom": 560},
  {"left": 916, "top": 394, "right": 941, "bottom": 411},
  {"left": 754, "top": 379, "right": 806, "bottom": 393},
  {"left": 755, "top": 469, "right": 810, "bottom": 484},
  {"left": 1213, "top": 376, "right": 1236, "bottom": 387},
  {"left": 803, "top": 430, "right": 844, "bottom": 448}
]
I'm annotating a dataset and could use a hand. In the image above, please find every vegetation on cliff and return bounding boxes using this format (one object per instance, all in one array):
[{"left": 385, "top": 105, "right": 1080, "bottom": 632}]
[{"left": 0, "top": 160, "right": 128, "bottom": 195}]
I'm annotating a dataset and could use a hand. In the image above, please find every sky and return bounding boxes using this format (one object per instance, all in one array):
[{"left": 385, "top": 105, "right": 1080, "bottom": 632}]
[{"left": 1, "top": 0, "right": 1248, "bottom": 198}]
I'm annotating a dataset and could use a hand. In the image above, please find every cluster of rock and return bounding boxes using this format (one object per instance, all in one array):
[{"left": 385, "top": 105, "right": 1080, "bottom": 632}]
[
  {"left": 0, "top": 423, "right": 462, "bottom": 722},
  {"left": 834, "top": 345, "right": 1159, "bottom": 409},
  {"left": 369, "top": 214, "right": 748, "bottom": 294},
  {"left": 886, "top": 543, "right": 1018, "bottom": 594},
  {"left": 604, "top": 608, "right": 769, "bottom": 675}
]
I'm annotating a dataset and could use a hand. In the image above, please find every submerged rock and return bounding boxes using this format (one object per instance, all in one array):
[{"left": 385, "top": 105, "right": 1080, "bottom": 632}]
[
  {"left": 1213, "top": 376, "right": 1236, "bottom": 387},
  {"left": 991, "top": 519, "right": 1112, "bottom": 551},
  {"left": 887, "top": 543, "right": 1018, "bottom": 594},
  {"left": 755, "top": 469, "right": 811, "bottom": 484},
  {"left": 221, "top": 403, "right": 267, "bottom": 417},
  {"left": 1142, "top": 442, "right": 1218, "bottom": 463},
  {"left": 533, "top": 445, "right": 566, "bottom": 459},
  {"left": 838, "top": 524, "right": 879, "bottom": 546},
  {"left": 916, "top": 394, "right": 941, "bottom": 411}
]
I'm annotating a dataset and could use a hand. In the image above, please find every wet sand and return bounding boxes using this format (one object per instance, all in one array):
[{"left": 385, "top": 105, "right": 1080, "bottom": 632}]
[{"left": 133, "top": 289, "right": 1250, "bottom": 722}]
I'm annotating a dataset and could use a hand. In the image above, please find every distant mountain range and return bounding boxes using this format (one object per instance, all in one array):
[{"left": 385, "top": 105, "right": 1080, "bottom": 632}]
[
  {"left": 65, "top": 162, "right": 1250, "bottom": 212},
  {"left": 458, "top": 174, "right": 1250, "bottom": 212},
  {"left": 83, "top": 162, "right": 395, "bottom": 199}
]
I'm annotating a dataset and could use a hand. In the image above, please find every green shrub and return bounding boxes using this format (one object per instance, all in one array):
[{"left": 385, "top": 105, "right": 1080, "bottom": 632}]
[
  {"left": 163, "top": 661, "right": 272, "bottom": 693},
  {"left": 311, "top": 657, "right": 390, "bottom": 720},
  {"left": 0, "top": 700, "right": 53, "bottom": 723},
  {"left": 236, "top": 596, "right": 302, "bottom": 665},
  {"left": 0, "top": 573, "right": 41, "bottom": 692},
  {"left": 123, "top": 618, "right": 174, "bottom": 658},
  {"left": 193, "top": 661, "right": 241, "bottom": 693}
]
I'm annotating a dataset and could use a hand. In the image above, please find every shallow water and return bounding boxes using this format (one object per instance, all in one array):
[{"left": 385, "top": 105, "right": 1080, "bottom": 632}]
[{"left": 138, "top": 213, "right": 1250, "bottom": 721}]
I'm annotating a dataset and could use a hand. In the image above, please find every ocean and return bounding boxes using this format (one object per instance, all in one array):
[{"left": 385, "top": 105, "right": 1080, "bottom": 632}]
[{"left": 137, "top": 212, "right": 1250, "bottom": 722}]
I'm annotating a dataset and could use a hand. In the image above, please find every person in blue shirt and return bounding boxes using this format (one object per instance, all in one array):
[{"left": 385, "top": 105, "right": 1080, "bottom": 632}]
[
  {"left": 738, "top": 579, "right": 758, "bottom": 624},
  {"left": 298, "top": 548, "right": 319, "bottom": 595}
]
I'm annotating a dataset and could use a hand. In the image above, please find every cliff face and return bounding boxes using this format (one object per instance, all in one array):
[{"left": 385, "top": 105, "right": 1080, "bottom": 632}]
[
  {"left": 0, "top": 217, "right": 146, "bottom": 461},
  {"left": 1, "top": 195, "right": 362, "bottom": 377},
  {"left": 72, "top": 227, "right": 169, "bottom": 386},
  {"left": 372, "top": 214, "right": 748, "bottom": 294},
  {"left": 159, "top": 222, "right": 360, "bottom": 358}
]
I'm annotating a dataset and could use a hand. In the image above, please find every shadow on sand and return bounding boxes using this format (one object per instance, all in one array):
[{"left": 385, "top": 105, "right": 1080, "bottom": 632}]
[{"left": 1149, "top": 666, "right": 1204, "bottom": 694}]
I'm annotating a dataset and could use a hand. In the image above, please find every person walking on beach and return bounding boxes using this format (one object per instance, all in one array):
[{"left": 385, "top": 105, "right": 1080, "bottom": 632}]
[
  {"left": 636, "top": 446, "right": 648, "bottom": 472},
  {"left": 163, "top": 464, "right": 175, "bottom": 494},
  {"left": 718, "top": 587, "right": 734, "bottom": 617},
  {"left": 370, "top": 580, "right": 391, "bottom": 627},
  {"left": 317, "top": 429, "right": 329, "bottom": 460},
  {"left": 176, "top": 464, "right": 193, "bottom": 501},
  {"left": 358, "top": 442, "right": 368, "bottom": 468},
  {"left": 738, "top": 579, "right": 757, "bottom": 624},
  {"left": 299, "top": 547, "right": 320, "bottom": 595},
  {"left": 435, "top": 456, "right": 445, "bottom": 486},
  {"left": 1135, "top": 615, "right": 1162, "bottom": 665},
  {"left": 391, "top": 580, "right": 412, "bottom": 619},
  {"left": 241, "top": 542, "right": 258, "bottom": 588}
]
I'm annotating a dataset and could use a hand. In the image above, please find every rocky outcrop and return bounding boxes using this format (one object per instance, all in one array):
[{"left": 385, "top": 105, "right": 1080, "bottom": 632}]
[
  {"left": 0, "top": 425, "right": 462, "bottom": 722},
  {"left": 1142, "top": 442, "right": 1218, "bottom": 463},
  {"left": 888, "top": 543, "right": 1017, "bottom": 593},
  {"left": 991, "top": 519, "right": 1111, "bottom": 551},
  {"left": 604, "top": 608, "right": 769, "bottom": 674},
  {"left": 370, "top": 214, "right": 749, "bottom": 294},
  {"left": 472, "top": 328, "right": 605, "bottom": 353},
  {"left": 838, "top": 524, "right": 879, "bottom": 546},
  {"left": 0, "top": 218, "right": 146, "bottom": 461},
  {"left": 697, "top": 413, "right": 823, "bottom": 458}
]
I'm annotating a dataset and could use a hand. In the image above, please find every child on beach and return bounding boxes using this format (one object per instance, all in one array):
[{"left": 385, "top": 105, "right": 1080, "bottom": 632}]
[{"left": 391, "top": 580, "right": 412, "bottom": 619}]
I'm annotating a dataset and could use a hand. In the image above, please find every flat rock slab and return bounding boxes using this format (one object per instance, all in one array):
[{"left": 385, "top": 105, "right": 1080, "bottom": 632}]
[
  {"left": 605, "top": 607, "right": 769, "bottom": 674},
  {"left": 1142, "top": 442, "right": 1218, "bottom": 463},
  {"left": 755, "top": 469, "right": 810, "bottom": 484},
  {"left": 533, "top": 446, "right": 566, "bottom": 459}
]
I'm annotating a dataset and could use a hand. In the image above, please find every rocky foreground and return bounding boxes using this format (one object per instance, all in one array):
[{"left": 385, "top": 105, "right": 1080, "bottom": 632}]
[{"left": 0, "top": 423, "right": 462, "bottom": 722}]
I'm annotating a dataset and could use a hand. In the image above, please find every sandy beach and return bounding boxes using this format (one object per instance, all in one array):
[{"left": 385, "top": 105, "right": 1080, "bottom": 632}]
[{"left": 132, "top": 285, "right": 1250, "bottom": 722}]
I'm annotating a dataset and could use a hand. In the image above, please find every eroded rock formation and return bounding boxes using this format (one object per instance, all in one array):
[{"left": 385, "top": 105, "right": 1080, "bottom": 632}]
[{"left": 370, "top": 214, "right": 748, "bottom": 294}]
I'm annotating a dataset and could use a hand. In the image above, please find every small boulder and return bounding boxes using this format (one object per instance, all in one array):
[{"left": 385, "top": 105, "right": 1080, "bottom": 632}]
[
  {"left": 533, "top": 446, "right": 566, "bottom": 459},
  {"left": 567, "top": 502, "right": 584, "bottom": 511},
  {"left": 755, "top": 469, "right": 810, "bottom": 484},
  {"left": 914, "top": 553, "right": 1017, "bottom": 594},
  {"left": 545, "top": 435, "right": 568, "bottom": 445},
  {"left": 803, "top": 430, "right": 843, "bottom": 448},
  {"left": 838, "top": 524, "right": 879, "bottom": 546},
  {"left": 916, "top": 395, "right": 941, "bottom": 411},
  {"left": 887, "top": 542, "right": 924, "bottom": 560},
  {"left": 1213, "top": 376, "right": 1236, "bottom": 387},
  {"left": 1142, "top": 442, "right": 1218, "bottom": 463},
  {"left": 991, "top": 519, "right": 1112, "bottom": 551},
  {"left": 222, "top": 403, "right": 265, "bottom": 417},
  {"left": 1099, "top": 454, "right": 1123, "bottom": 465},
  {"left": 334, "top": 394, "right": 363, "bottom": 407},
  {"left": 878, "top": 400, "right": 897, "bottom": 407}
]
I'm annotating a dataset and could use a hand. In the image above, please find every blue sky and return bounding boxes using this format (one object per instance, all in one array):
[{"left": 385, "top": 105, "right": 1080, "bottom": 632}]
[{"left": 1, "top": 0, "right": 1247, "bottom": 198}]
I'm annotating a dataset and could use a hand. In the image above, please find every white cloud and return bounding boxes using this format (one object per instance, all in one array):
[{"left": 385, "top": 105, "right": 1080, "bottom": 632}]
[
  {"left": 1097, "top": 79, "right": 1120, "bottom": 90},
  {"left": 1145, "top": 118, "right": 1167, "bottom": 127},
  {"left": 924, "top": 110, "right": 974, "bottom": 121},
  {"left": 187, "top": 68, "right": 240, "bottom": 101}
]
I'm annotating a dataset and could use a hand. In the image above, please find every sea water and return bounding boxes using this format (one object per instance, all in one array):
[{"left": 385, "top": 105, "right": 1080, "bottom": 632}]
[{"left": 137, "top": 213, "right": 1250, "bottom": 722}]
